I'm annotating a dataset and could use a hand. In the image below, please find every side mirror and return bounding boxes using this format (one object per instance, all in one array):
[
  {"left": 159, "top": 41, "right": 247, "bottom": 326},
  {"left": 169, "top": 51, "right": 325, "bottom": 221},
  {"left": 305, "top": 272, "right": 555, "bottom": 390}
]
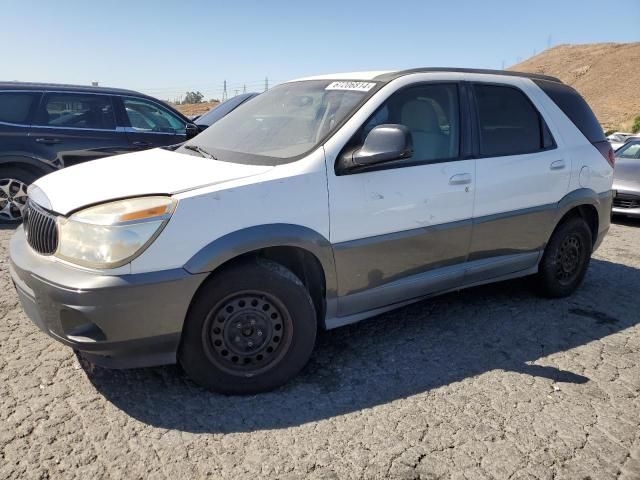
[
  {"left": 185, "top": 123, "right": 199, "bottom": 139},
  {"left": 345, "top": 124, "right": 413, "bottom": 169}
]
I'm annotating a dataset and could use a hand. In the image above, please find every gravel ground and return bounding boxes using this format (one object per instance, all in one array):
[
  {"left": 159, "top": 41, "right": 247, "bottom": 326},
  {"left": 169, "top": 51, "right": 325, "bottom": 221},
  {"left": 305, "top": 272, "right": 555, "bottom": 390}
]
[{"left": 1, "top": 220, "right": 639, "bottom": 480}]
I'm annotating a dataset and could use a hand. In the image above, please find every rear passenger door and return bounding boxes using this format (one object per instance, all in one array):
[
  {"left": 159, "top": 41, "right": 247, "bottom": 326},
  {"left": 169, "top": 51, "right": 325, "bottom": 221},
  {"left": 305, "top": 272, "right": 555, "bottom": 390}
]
[
  {"left": 118, "top": 96, "right": 188, "bottom": 149},
  {"left": 29, "top": 92, "right": 131, "bottom": 168},
  {"left": 468, "top": 81, "right": 569, "bottom": 276}
]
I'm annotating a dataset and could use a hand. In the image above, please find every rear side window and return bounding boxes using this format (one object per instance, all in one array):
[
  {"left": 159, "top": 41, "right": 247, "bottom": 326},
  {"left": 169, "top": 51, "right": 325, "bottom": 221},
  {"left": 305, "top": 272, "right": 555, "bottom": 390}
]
[
  {"left": 36, "top": 93, "right": 116, "bottom": 130},
  {"left": 533, "top": 79, "right": 605, "bottom": 143},
  {"left": 474, "top": 84, "right": 555, "bottom": 157},
  {"left": 0, "top": 92, "right": 39, "bottom": 124}
]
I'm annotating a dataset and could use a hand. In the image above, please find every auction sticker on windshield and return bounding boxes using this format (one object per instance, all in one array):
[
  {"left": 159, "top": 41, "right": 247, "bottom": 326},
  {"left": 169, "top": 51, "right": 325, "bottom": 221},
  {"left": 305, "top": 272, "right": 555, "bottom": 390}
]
[{"left": 325, "top": 81, "right": 376, "bottom": 92}]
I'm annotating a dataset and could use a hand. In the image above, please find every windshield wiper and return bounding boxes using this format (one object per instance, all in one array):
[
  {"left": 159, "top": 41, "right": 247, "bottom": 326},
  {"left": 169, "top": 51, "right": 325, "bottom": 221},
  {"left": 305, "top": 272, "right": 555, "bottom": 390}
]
[{"left": 183, "top": 144, "right": 218, "bottom": 160}]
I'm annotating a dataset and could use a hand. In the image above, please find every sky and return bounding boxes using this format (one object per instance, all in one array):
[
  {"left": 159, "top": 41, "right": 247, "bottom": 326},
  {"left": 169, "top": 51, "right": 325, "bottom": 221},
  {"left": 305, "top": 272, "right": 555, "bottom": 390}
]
[{"left": 1, "top": 0, "right": 638, "bottom": 101}]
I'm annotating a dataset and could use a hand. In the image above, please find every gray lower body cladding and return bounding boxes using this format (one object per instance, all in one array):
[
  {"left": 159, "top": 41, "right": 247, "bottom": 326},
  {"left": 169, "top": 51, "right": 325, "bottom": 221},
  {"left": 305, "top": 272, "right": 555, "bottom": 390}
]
[
  {"left": 328, "top": 190, "right": 612, "bottom": 326},
  {"left": 10, "top": 227, "right": 208, "bottom": 368}
]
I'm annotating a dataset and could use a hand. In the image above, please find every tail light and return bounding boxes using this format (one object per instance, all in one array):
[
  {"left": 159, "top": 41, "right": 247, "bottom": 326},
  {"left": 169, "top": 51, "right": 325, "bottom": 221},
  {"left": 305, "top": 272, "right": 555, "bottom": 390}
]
[{"left": 593, "top": 141, "right": 615, "bottom": 168}]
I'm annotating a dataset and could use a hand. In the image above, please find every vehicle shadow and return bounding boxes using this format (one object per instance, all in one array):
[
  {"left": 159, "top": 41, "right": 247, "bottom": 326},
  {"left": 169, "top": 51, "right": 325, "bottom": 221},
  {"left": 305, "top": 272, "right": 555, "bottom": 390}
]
[
  {"left": 611, "top": 215, "right": 640, "bottom": 227},
  {"left": 83, "top": 258, "right": 639, "bottom": 433}
]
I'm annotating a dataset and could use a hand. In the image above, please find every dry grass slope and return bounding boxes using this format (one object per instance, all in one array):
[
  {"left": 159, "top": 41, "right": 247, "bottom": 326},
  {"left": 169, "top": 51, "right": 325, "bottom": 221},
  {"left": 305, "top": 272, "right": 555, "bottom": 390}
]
[
  {"left": 510, "top": 42, "right": 640, "bottom": 131},
  {"left": 172, "top": 100, "right": 220, "bottom": 117}
]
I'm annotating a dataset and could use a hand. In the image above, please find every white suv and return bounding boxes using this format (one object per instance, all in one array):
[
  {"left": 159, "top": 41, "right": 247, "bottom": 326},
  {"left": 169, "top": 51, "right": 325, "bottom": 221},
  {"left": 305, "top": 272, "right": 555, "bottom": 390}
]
[{"left": 10, "top": 69, "right": 614, "bottom": 394}]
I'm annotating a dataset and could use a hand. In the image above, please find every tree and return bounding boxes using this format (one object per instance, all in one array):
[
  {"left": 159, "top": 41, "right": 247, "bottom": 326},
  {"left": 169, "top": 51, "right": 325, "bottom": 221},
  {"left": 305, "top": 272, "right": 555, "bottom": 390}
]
[
  {"left": 632, "top": 115, "right": 640, "bottom": 134},
  {"left": 183, "top": 91, "right": 204, "bottom": 104}
]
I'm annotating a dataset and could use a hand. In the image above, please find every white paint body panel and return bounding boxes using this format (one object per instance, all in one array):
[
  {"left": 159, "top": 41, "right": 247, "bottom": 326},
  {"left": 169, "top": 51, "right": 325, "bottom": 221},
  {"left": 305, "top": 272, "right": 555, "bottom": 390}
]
[
  {"left": 31, "top": 148, "right": 273, "bottom": 215},
  {"left": 130, "top": 149, "right": 329, "bottom": 273}
]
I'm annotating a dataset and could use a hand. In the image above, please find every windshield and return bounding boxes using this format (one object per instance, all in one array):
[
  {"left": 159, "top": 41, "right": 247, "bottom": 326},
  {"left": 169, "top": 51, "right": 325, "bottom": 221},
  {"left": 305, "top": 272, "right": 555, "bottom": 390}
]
[
  {"left": 195, "top": 93, "right": 257, "bottom": 127},
  {"left": 179, "top": 80, "right": 378, "bottom": 165}
]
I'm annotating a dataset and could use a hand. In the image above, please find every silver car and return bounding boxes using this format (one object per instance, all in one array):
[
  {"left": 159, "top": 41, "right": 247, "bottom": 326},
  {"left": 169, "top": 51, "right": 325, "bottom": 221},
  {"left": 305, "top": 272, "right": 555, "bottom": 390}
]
[{"left": 612, "top": 140, "right": 640, "bottom": 218}]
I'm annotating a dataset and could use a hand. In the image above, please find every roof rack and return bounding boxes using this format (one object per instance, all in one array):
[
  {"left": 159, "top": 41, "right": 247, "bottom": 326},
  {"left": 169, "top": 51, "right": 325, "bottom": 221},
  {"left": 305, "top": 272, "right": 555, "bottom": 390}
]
[
  {"left": 0, "top": 81, "right": 141, "bottom": 96},
  {"left": 374, "top": 68, "right": 562, "bottom": 83}
]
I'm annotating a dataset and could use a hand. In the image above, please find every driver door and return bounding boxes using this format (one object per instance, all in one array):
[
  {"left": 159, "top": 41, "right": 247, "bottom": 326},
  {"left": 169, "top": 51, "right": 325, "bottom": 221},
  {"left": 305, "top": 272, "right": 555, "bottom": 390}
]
[{"left": 325, "top": 82, "right": 476, "bottom": 316}]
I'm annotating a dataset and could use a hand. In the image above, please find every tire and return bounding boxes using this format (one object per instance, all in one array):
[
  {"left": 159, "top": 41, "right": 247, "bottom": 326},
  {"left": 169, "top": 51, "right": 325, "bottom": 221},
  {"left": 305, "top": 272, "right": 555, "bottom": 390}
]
[
  {"left": 179, "top": 259, "right": 317, "bottom": 395},
  {"left": 535, "top": 215, "right": 593, "bottom": 298},
  {"left": 0, "top": 166, "right": 39, "bottom": 223}
]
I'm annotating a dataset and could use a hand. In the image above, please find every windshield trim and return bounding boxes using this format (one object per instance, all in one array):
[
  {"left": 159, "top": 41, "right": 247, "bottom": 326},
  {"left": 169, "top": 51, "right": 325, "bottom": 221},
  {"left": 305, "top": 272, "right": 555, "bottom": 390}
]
[{"left": 178, "top": 79, "right": 384, "bottom": 166}]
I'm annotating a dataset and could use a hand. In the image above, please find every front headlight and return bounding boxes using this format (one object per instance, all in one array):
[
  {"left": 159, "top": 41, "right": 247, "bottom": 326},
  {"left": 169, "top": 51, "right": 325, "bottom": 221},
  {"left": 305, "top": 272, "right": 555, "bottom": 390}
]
[{"left": 56, "top": 196, "right": 176, "bottom": 268}]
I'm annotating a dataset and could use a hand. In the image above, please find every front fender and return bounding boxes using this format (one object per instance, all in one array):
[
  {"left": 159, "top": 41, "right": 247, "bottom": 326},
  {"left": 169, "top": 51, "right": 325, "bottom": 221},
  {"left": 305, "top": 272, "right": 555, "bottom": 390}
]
[{"left": 183, "top": 223, "right": 338, "bottom": 298}]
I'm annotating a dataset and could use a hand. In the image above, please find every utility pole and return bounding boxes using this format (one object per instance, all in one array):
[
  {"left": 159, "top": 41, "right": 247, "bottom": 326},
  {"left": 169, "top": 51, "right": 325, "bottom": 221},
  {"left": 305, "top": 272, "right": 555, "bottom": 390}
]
[
  {"left": 547, "top": 35, "right": 552, "bottom": 49},
  {"left": 234, "top": 89, "right": 239, "bottom": 97},
  {"left": 501, "top": 60, "right": 505, "bottom": 70},
  {"left": 243, "top": 84, "right": 246, "bottom": 94},
  {"left": 222, "top": 80, "right": 228, "bottom": 101},
  {"left": 264, "top": 77, "right": 269, "bottom": 92}
]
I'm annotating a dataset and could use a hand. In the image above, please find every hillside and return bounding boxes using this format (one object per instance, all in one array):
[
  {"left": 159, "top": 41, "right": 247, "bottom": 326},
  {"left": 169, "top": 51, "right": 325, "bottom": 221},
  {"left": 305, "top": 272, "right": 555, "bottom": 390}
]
[
  {"left": 172, "top": 100, "right": 220, "bottom": 117},
  {"left": 510, "top": 42, "right": 640, "bottom": 131}
]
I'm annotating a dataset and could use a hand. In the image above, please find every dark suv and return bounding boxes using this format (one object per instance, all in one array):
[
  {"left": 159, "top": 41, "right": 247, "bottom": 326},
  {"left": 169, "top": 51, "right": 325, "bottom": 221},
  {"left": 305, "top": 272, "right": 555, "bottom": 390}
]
[{"left": 0, "top": 82, "right": 198, "bottom": 222}]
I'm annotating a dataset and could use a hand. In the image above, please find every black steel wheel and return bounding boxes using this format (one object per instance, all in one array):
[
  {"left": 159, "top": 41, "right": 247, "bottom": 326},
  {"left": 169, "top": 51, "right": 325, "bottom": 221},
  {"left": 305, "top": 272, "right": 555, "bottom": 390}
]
[
  {"left": 203, "top": 291, "right": 293, "bottom": 376},
  {"left": 535, "top": 215, "right": 592, "bottom": 298},
  {"left": 179, "top": 259, "right": 317, "bottom": 394}
]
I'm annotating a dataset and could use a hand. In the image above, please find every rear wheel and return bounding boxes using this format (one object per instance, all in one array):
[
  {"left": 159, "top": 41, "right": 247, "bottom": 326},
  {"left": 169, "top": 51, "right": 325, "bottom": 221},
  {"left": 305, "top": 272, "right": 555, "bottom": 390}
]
[
  {"left": 0, "top": 167, "right": 39, "bottom": 223},
  {"left": 535, "top": 216, "right": 593, "bottom": 298},
  {"left": 179, "top": 259, "right": 317, "bottom": 394}
]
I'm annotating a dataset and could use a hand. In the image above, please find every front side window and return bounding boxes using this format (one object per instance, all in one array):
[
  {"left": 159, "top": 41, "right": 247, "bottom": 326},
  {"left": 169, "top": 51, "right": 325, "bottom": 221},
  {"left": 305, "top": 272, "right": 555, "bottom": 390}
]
[
  {"left": 0, "top": 92, "right": 39, "bottom": 124},
  {"left": 123, "top": 98, "right": 186, "bottom": 134},
  {"left": 37, "top": 93, "right": 115, "bottom": 130},
  {"left": 616, "top": 142, "right": 640, "bottom": 159},
  {"left": 357, "top": 83, "right": 460, "bottom": 163},
  {"left": 474, "top": 84, "right": 554, "bottom": 157},
  {"left": 182, "top": 80, "right": 378, "bottom": 165}
]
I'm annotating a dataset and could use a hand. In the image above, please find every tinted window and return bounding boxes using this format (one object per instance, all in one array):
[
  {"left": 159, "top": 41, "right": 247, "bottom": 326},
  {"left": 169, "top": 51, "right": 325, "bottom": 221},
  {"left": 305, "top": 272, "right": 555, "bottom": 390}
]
[
  {"left": 533, "top": 79, "right": 605, "bottom": 143},
  {"left": 359, "top": 83, "right": 460, "bottom": 162},
  {"left": 617, "top": 142, "right": 640, "bottom": 159},
  {"left": 123, "top": 98, "right": 186, "bottom": 134},
  {"left": 0, "top": 92, "right": 39, "bottom": 124},
  {"left": 36, "top": 93, "right": 115, "bottom": 130},
  {"left": 474, "top": 84, "right": 553, "bottom": 156}
]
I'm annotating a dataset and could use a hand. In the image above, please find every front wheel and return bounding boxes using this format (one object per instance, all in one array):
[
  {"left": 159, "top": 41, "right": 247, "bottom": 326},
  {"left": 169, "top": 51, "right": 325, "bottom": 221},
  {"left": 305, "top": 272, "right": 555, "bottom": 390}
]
[
  {"left": 179, "top": 259, "right": 317, "bottom": 395},
  {"left": 535, "top": 216, "right": 593, "bottom": 298}
]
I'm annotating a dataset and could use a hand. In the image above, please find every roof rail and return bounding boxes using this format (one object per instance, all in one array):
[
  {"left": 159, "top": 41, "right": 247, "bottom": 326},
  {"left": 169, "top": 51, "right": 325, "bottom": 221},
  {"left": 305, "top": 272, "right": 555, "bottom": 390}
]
[{"left": 374, "top": 68, "right": 562, "bottom": 83}]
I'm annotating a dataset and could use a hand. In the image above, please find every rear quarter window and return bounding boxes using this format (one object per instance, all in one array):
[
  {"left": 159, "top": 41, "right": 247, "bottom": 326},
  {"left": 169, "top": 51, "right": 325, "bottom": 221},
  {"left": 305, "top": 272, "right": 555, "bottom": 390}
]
[
  {"left": 0, "top": 92, "right": 40, "bottom": 124},
  {"left": 533, "top": 79, "right": 605, "bottom": 143}
]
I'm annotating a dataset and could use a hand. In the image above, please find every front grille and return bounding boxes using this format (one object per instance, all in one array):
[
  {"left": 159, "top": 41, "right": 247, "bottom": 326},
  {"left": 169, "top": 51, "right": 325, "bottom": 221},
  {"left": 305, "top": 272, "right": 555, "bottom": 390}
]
[
  {"left": 613, "top": 194, "right": 640, "bottom": 209},
  {"left": 24, "top": 200, "right": 59, "bottom": 255}
]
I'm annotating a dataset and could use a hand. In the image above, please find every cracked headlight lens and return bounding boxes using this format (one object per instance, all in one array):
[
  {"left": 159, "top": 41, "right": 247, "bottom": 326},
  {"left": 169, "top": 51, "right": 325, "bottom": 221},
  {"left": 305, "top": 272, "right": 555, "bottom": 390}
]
[{"left": 55, "top": 196, "right": 176, "bottom": 268}]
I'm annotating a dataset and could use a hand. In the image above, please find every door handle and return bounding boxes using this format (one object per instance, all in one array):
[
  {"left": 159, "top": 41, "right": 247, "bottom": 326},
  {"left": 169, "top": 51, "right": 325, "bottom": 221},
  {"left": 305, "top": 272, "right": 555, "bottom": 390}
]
[
  {"left": 35, "top": 137, "right": 62, "bottom": 144},
  {"left": 550, "top": 159, "right": 566, "bottom": 170},
  {"left": 449, "top": 173, "right": 472, "bottom": 185},
  {"left": 132, "top": 141, "right": 153, "bottom": 148}
]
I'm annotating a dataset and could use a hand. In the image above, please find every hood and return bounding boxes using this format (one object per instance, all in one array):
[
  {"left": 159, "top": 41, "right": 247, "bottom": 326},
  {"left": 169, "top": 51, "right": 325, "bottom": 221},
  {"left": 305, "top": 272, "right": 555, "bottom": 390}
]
[
  {"left": 30, "top": 148, "right": 273, "bottom": 215},
  {"left": 613, "top": 158, "right": 640, "bottom": 192}
]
